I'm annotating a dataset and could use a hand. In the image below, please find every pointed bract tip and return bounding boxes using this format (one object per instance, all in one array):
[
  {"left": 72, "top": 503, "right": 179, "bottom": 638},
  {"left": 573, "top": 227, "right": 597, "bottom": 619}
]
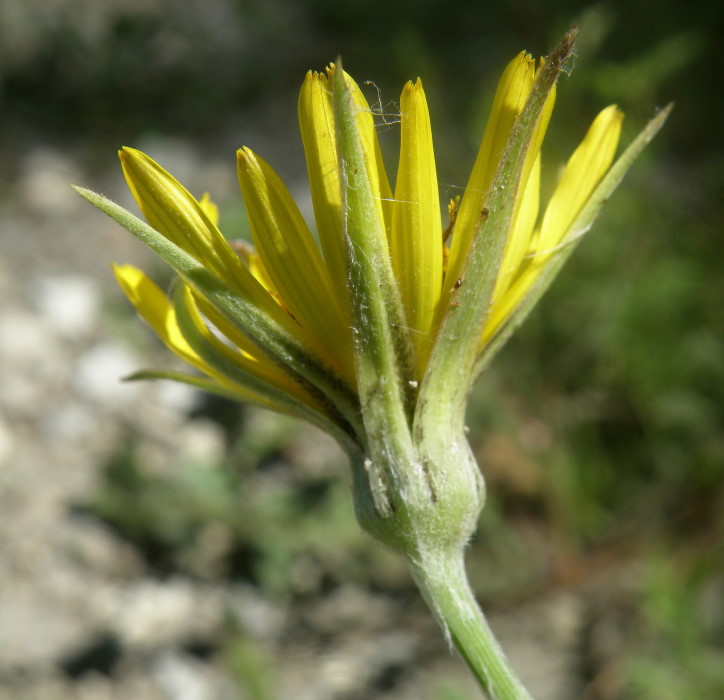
[
  {"left": 659, "top": 102, "right": 675, "bottom": 120},
  {"left": 71, "top": 184, "right": 94, "bottom": 200},
  {"left": 121, "top": 370, "right": 149, "bottom": 383},
  {"left": 330, "top": 57, "right": 350, "bottom": 99},
  {"left": 548, "top": 27, "right": 578, "bottom": 68},
  {"left": 641, "top": 102, "right": 674, "bottom": 142}
]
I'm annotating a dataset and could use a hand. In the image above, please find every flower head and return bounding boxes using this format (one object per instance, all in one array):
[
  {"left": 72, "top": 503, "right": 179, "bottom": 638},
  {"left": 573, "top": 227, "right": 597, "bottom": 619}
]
[
  {"left": 76, "top": 32, "right": 669, "bottom": 539},
  {"left": 74, "top": 33, "right": 671, "bottom": 693}
]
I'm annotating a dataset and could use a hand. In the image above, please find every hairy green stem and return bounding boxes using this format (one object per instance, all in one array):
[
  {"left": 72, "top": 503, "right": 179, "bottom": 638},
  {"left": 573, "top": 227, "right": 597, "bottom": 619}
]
[{"left": 409, "top": 548, "right": 533, "bottom": 700}]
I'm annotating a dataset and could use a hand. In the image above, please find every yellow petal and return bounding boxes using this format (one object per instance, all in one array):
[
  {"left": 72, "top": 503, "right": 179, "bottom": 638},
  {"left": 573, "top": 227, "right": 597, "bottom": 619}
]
[
  {"left": 390, "top": 78, "right": 443, "bottom": 372},
  {"left": 113, "top": 263, "right": 215, "bottom": 374},
  {"left": 180, "top": 287, "right": 325, "bottom": 409},
  {"left": 336, "top": 67, "right": 394, "bottom": 243},
  {"left": 484, "top": 106, "right": 624, "bottom": 344},
  {"left": 446, "top": 52, "right": 536, "bottom": 288},
  {"left": 492, "top": 154, "right": 541, "bottom": 301},
  {"left": 298, "top": 68, "right": 393, "bottom": 300},
  {"left": 481, "top": 263, "right": 537, "bottom": 345},
  {"left": 191, "top": 290, "right": 271, "bottom": 363},
  {"left": 190, "top": 288, "right": 307, "bottom": 400},
  {"left": 115, "top": 264, "right": 324, "bottom": 411},
  {"left": 236, "top": 147, "right": 355, "bottom": 380},
  {"left": 537, "top": 105, "right": 624, "bottom": 255},
  {"left": 230, "top": 238, "right": 280, "bottom": 299},
  {"left": 298, "top": 71, "right": 347, "bottom": 300},
  {"left": 119, "top": 148, "right": 289, "bottom": 328},
  {"left": 130, "top": 369, "right": 296, "bottom": 416},
  {"left": 198, "top": 192, "right": 219, "bottom": 226}
]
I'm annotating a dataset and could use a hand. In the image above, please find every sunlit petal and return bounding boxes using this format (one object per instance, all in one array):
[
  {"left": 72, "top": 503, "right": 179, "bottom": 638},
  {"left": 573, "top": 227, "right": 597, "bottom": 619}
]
[
  {"left": 537, "top": 105, "right": 624, "bottom": 255},
  {"left": 119, "top": 148, "right": 289, "bottom": 328},
  {"left": 390, "top": 78, "right": 443, "bottom": 372},
  {"left": 113, "top": 263, "right": 206, "bottom": 370},
  {"left": 299, "top": 68, "right": 393, "bottom": 297},
  {"left": 237, "top": 147, "right": 355, "bottom": 380},
  {"left": 446, "top": 52, "right": 535, "bottom": 288},
  {"left": 198, "top": 192, "right": 219, "bottom": 226}
]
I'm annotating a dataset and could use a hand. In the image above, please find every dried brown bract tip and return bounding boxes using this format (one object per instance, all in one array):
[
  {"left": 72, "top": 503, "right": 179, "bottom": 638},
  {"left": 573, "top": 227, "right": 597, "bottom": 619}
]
[{"left": 548, "top": 26, "right": 579, "bottom": 69}]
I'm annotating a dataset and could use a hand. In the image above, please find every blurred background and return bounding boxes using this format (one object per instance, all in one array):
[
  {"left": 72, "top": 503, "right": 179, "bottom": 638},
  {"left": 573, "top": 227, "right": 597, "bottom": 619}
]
[{"left": 0, "top": 0, "right": 721, "bottom": 698}]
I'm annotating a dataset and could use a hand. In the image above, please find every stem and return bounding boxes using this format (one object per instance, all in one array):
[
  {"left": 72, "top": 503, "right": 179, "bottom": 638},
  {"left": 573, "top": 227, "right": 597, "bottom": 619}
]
[{"left": 409, "top": 548, "right": 534, "bottom": 700}]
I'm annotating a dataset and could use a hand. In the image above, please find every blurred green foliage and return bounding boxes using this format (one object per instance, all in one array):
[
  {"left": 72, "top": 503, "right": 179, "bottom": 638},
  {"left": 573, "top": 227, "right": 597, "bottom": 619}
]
[
  {"left": 9, "top": 0, "right": 717, "bottom": 697},
  {"left": 622, "top": 554, "right": 723, "bottom": 699},
  {"left": 89, "top": 414, "right": 403, "bottom": 592}
]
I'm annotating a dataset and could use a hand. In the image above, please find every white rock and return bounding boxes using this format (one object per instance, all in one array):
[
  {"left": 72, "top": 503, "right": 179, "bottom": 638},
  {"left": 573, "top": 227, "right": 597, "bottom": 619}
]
[
  {"left": 18, "top": 147, "right": 83, "bottom": 215},
  {"left": 154, "top": 380, "right": 200, "bottom": 415},
  {"left": 0, "top": 416, "right": 13, "bottom": 465},
  {"left": 41, "top": 401, "right": 99, "bottom": 442},
  {"left": 72, "top": 343, "right": 141, "bottom": 405},
  {"left": 0, "top": 309, "right": 54, "bottom": 365},
  {"left": 100, "top": 578, "right": 223, "bottom": 650},
  {"left": 0, "top": 581, "right": 90, "bottom": 672},
  {"left": 175, "top": 419, "right": 226, "bottom": 466},
  {"left": 152, "top": 652, "right": 224, "bottom": 700},
  {"left": 228, "top": 584, "right": 286, "bottom": 640},
  {"left": 35, "top": 275, "right": 100, "bottom": 337}
]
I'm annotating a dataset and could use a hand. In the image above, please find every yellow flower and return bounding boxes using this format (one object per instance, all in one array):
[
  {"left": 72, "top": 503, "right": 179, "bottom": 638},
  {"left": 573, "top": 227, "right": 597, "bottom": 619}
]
[
  {"left": 77, "top": 38, "right": 669, "bottom": 451},
  {"left": 76, "top": 39, "right": 670, "bottom": 688}
]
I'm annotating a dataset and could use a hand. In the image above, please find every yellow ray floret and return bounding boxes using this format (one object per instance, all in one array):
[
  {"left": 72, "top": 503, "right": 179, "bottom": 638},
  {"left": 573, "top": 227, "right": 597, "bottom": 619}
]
[
  {"left": 114, "top": 263, "right": 204, "bottom": 369},
  {"left": 236, "top": 147, "right": 355, "bottom": 382},
  {"left": 114, "top": 264, "right": 327, "bottom": 414},
  {"left": 482, "top": 105, "right": 624, "bottom": 343},
  {"left": 536, "top": 104, "right": 624, "bottom": 256},
  {"left": 113, "top": 264, "right": 261, "bottom": 402},
  {"left": 493, "top": 154, "right": 541, "bottom": 302},
  {"left": 445, "top": 52, "right": 535, "bottom": 289},
  {"left": 298, "top": 68, "right": 393, "bottom": 304},
  {"left": 119, "top": 148, "right": 293, "bottom": 333},
  {"left": 390, "top": 78, "right": 443, "bottom": 373},
  {"left": 445, "top": 53, "right": 557, "bottom": 300},
  {"left": 198, "top": 192, "right": 219, "bottom": 226},
  {"left": 196, "top": 191, "right": 281, "bottom": 301}
]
